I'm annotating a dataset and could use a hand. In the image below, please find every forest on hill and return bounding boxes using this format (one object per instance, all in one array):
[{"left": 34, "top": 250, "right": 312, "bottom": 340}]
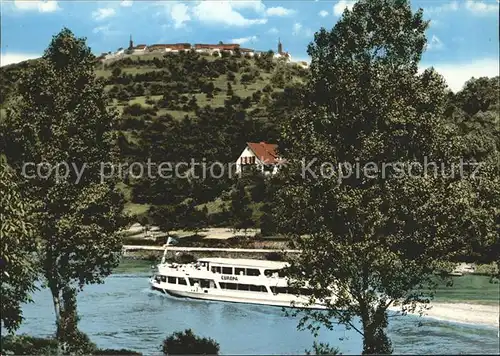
[{"left": 0, "top": 49, "right": 498, "bottom": 238}]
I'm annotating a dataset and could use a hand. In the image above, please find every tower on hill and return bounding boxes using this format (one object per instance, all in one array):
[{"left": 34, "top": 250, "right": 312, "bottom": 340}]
[
  {"left": 129, "top": 35, "right": 134, "bottom": 50},
  {"left": 278, "top": 38, "right": 283, "bottom": 55}
]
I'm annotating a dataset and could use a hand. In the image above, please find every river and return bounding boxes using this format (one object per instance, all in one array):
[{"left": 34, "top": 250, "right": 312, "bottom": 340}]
[{"left": 17, "top": 273, "right": 499, "bottom": 355}]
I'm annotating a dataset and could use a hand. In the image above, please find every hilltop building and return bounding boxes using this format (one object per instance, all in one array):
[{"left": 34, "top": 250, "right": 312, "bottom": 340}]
[
  {"left": 274, "top": 38, "right": 291, "bottom": 61},
  {"left": 148, "top": 43, "right": 191, "bottom": 53},
  {"left": 194, "top": 43, "right": 241, "bottom": 56},
  {"left": 97, "top": 36, "right": 298, "bottom": 63}
]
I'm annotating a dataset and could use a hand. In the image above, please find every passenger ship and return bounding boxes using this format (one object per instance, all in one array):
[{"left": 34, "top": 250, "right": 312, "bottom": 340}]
[{"left": 150, "top": 257, "right": 329, "bottom": 309}]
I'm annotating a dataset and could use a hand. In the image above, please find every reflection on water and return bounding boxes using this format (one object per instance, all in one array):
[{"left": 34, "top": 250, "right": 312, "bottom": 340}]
[{"left": 17, "top": 274, "right": 499, "bottom": 355}]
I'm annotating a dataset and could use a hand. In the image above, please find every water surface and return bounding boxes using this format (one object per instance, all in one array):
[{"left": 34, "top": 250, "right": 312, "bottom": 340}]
[{"left": 18, "top": 273, "right": 499, "bottom": 355}]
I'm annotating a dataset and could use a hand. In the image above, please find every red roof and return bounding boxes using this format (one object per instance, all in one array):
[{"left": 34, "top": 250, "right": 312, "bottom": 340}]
[
  {"left": 247, "top": 142, "right": 279, "bottom": 164},
  {"left": 194, "top": 43, "right": 240, "bottom": 50},
  {"left": 149, "top": 43, "right": 191, "bottom": 49}
]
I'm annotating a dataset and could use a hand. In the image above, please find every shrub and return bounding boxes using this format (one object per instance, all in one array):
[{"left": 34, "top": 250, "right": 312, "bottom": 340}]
[
  {"left": 94, "top": 348, "right": 142, "bottom": 355},
  {"left": 305, "top": 341, "right": 341, "bottom": 355},
  {"left": 162, "top": 329, "right": 219, "bottom": 355},
  {"left": 0, "top": 335, "right": 58, "bottom": 355},
  {"left": 265, "top": 251, "right": 284, "bottom": 261},
  {"left": 176, "top": 253, "right": 197, "bottom": 264}
]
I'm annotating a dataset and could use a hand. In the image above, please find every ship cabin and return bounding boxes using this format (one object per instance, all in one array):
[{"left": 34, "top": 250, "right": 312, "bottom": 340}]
[{"left": 153, "top": 258, "right": 313, "bottom": 296}]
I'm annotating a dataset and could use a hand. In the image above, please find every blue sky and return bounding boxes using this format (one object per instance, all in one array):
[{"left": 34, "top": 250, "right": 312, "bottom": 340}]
[{"left": 1, "top": 0, "right": 498, "bottom": 91}]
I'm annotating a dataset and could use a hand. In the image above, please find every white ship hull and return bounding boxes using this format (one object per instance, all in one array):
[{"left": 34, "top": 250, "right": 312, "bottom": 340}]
[
  {"left": 150, "top": 280, "right": 327, "bottom": 309},
  {"left": 149, "top": 257, "right": 332, "bottom": 310}
]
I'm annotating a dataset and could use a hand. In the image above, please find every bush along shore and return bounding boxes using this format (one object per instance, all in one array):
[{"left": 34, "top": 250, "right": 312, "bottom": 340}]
[{"left": 0, "top": 329, "right": 222, "bottom": 355}]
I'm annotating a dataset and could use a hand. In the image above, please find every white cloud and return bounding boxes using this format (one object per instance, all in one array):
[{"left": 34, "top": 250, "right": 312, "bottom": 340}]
[
  {"left": 92, "top": 24, "right": 120, "bottom": 36},
  {"left": 231, "top": 0, "right": 266, "bottom": 13},
  {"left": 92, "top": 8, "right": 116, "bottom": 21},
  {"left": 292, "top": 22, "right": 313, "bottom": 37},
  {"left": 319, "top": 10, "right": 329, "bottom": 17},
  {"left": 120, "top": 0, "right": 133, "bottom": 7},
  {"left": 426, "top": 35, "right": 444, "bottom": 51},
  {"left": 265, "top": 6, "right": 295, "bottom": 16},
  {"left": 420, "top": 58, "right": 499, "bottom": 92},
  {"left": 333, "top": 0, "right": 356, "bottom": 16},
  {"left": 231, "top": 36, "right": 258, "bottom": 45},
  {"left": 1, "top": 52, "right": 40, "bottom": 67},
  {"left": 268, "top": 27, "right": 279, "bottom": 34},
  {"left": 424, "top": 1, "right": 459, "bottom": 14},
  {"left": 191, "top": 1, "right": 267, "bottom": 26},
  {"left": 464, "top": 0, "right": 499, "bottom": 14},
  {"left": 425, "top": 1, "right": 497, "bottom": 15},
  {"left": 170, "top": 3, "right": 191, "bottom": 28},
  {"left": 293, "top": 23, "right": 303, "bottom": 35},
  {"left": 13, "top": 0, "right": 59, "bottom": 13}
]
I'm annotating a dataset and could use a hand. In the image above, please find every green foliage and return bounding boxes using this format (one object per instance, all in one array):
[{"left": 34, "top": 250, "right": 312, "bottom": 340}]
[
  {"left": 1, "top": 28, "right": 127, "bottom": 341},
  {"left": 275, "top": 0, "right": 499, "bottom": 354},
  {"left": 0, "top": 156, "right": 39, "bottom": 333},
  {"left": 162, "top": 329, "right": 219, "bottom": 355},
  {"left": 230, "top": 181, "right": 254, "bottom": 232},
  {"left": 305, "top": 341, "right": 341, "bottom": 355},
  {"left": 177, "top": 253, "right": 197, "bottom": 264},
  {"left": 0, "top": 335, "right": 141, "bottom": 356},
  {"left": 56, "top": 287, "right": 97, "bottom": 355},
  {"left": 0, "top": 335, "right": 59, "bottom": 355},
  {"left": 93, "top": 348, "right": 142, "bottom": 355}
]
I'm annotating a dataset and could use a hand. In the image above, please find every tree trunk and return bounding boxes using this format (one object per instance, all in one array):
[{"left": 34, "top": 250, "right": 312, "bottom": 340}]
[
  {"left": 49, "top": 280, "right": 62, "bottom": 327},
  {"left": 361, "top": 306, "right": 393, "bottom": 355},
  {"left": 49, "top": 280, "right": 64, "bottom": 354}
]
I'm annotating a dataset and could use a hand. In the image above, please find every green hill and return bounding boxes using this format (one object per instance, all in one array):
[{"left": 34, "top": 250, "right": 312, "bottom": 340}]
[{"left": 0, "top": 50, "right": 308, "bottom": 225}]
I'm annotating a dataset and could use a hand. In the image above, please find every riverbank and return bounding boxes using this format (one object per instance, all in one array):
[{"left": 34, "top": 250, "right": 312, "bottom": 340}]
[
  {"left": 389, "top": 302, "right": 499, "bottom": 328},
  {"left": 424, "top": 302, "right": 498, "bottom": 327}
]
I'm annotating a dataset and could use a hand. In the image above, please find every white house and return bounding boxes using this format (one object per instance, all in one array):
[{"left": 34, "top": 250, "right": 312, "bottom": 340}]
[{"left": 235, "top": 142, "right": 283, "bottom": 176}]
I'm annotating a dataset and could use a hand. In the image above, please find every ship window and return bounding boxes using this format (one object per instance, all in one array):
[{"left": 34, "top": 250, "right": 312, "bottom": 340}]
[
  {"left": 200, "top": 279, "right": 210, "bottom": 289},
  {"left": 277, "top": 287, "right": 288, "bottom": 294},
  {"left": 300, "top": 288, "right": 313, "bottom": 296},
  {"left": 270, "top": 286, "right": 277, "bottom": 294},
  {"left": 155, "top": 275, "right": 161, "bottom": 283},
  {"left": 210, "top": 280, "right": 217, "bottom": 289},
  {"left": 235, "top": 268, "right": 245, "bottom": 276},
  {"left": 211, "top": 266, "right": 222, "bottom": 274},
  {"left": 189, "top": 278, "right": 199, "bottom": 286},
  {"left": 250, "top": 285, "right": 267, "bottom": 292},
  {"left": 246, "top": 268, "right": 260, "bottom": 276},
  {"left": 219, "top": 282, "right": 226, "bottom": 289},
  {"left": 222, "top": 267, "right": 232, "bottom": 275},
  {"left": 226, "top": 283, "right": 237, "bottom": 290},
  {"left": 265, "top": 269, "right": 286, "bottom": 277},
  {"left": 237, "top": 284, "right": 250, "bottom": 291},
  {"left": 178, "top": 278, "right": 187, "bottom": 285},
  {"left": 160, "top": 275, "right": 167, "bottom": 283},
  {"left": 167, "top": 277, "right": 176, "bottom": 284}
]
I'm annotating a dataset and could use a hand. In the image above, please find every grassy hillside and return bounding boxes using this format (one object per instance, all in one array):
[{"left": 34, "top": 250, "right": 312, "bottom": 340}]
[{"left": 0, "top": 51, "right": 308, "bottom": 225}]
